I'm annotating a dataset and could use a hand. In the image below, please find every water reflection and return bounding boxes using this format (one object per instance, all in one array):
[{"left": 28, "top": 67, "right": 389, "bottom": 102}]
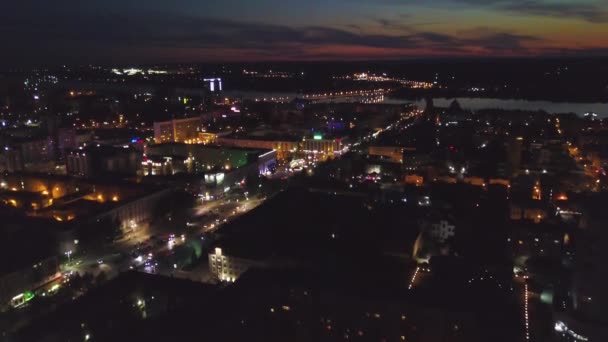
[{"left": 223, "top": 90, "right": 608, "bottom": 117}]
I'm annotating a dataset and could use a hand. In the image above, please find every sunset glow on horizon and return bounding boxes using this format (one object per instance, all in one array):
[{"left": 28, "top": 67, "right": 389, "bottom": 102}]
[{"left": 2, "top": 0, "right": 608, "bottom": 64}]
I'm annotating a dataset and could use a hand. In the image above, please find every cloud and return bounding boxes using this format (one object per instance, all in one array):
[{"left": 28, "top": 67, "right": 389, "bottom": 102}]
[
  {"left": 347, "top": 0, "right": 608, "bottom": 23},
  {"left": 0, "top": 3, "right": 599, "bottom": 64},
  {"left": 371, "top": 17, "right": 416, "bottom": 33},
  {"left": 500, "top": 1, "right": 608, "bottom": 23}
]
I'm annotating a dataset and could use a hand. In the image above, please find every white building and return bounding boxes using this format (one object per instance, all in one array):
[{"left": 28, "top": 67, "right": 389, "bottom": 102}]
[{"left": 209, "top": 247, "right": 255, "bottom": 282}]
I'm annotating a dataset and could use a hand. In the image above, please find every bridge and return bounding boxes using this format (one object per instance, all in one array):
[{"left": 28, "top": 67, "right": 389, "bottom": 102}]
[{"left": 302, "top": 88, "right": 392, "bottom": 100}]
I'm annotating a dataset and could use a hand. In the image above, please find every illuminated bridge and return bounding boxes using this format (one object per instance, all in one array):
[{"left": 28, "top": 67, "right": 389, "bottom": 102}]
[{"left": 302, "top": 89, "right": 392, "bottom": 100}]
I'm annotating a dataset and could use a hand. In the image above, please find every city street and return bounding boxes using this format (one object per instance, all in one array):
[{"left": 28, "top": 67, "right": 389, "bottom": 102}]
[{"left": 62, "top": 192, "right": 267, "bottom": 284}]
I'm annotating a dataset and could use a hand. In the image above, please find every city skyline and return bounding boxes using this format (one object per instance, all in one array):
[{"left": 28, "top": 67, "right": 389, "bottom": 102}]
[
  {"left": 2, "top": 0, "right": 608, "bottom": 65},
  {"left": 2, "top": 2, "right": 608, "bottom": 341}
]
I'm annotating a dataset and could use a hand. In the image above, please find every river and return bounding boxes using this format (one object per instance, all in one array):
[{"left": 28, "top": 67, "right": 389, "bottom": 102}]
[
  {"left": 402, "top": 98, "right": 608, "bottom": 117},
  {"left": 224, "top": 90, "right": 608, "bottom": 117}
]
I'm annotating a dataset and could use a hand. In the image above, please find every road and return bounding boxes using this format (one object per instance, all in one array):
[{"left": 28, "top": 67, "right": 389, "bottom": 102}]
[
  {"left": 63, "top": 193, "right": 266, "bottom": 282},
  {"left": 514, "top": 273, "right": 556, "bottom": 342}
]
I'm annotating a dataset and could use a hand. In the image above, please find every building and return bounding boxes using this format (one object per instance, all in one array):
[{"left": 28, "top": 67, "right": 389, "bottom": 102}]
[
  {"left": 507, "top": 136, "right": 523, "bottom": 176},
  {"left": 463, "top": 176, "right": 485, "bottom": 187},
  {"left": 510, "top": 200, "right": 547, "bottom": 223},
  {"left": 554, "top": 194, "right": 608, "bottom": 341},
  {"left": 0, "top": 147, "right": 24, "bottom": 173},
  {"left": 66, "top": 150, "right": 91, "bottom": 176},
  {"left": 203, "top": 78, "right": 222, "bottom": 92},
  {"left": 66, "top": 145, "right": 140, "bottom": 178},
  {"left": 209, "top": 247, "right": 260, "bottom": 282},
  {"left": 429, "top": 220, "right": 456, "bottom": 242},
  {"left": 368, "top": 146, "right": 405, "bottom": 163},
  {"left": 507, "top": 222, "right": 572, "bottom": 262},
  {"left": 0, "top": 173, "right": 171, "bottom": 231},
  {"left": 0, "top": 190, "right": 54, "bottom": 210},
  {"left": 216, "top": 135, "right": 300, "bottom": 161},
  {"left": 16, "top": 137, "right": 55, "bottom": 164},
  {"left": 57, "top": 127, "right": 78, "bottom": 158},
  {"left": 301, "top": 134, "right": 348, "bottom": 159},
  {"left": 153, "top": 116, "right": 201, "bottom": 143},
  {"left": 144, "top": 143, "right": 276, "bottom": 176},
  {"left": 405, "top": 174, "right": 424, "bottom": 186},
  {"left": 197, "top": 130, "right": 231, "bottom": 145},
  {"left": 143, "top": 143, "right": 276, "bottom": 197}
]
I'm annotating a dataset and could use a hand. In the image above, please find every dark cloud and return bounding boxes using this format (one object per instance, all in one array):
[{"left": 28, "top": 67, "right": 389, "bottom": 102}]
[
  {"left": 0, "top": 2, "right": 601, "bottom": 64},
  {"left": 0, "top": 10, "right": 539, "bottom": 44},
  {"left": 372, "top": 17, "right": 415, "bottom": 32},
  {"left": 350, "top": 0, "right": 608, "bottom": 23},
  {"left": 475, "top": 0, "right": 608, "bottom": 23},
  {"left": 467, "top": 32, "right": 541, "bottom": 50},
  {"left": 500, "top": 1, "right": 608, "bottom": 23}
]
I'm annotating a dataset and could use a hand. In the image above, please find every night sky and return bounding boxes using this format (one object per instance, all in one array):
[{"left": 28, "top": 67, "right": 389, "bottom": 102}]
[{"left": 2, "top": 0, "right": 608, "bottom": 65}]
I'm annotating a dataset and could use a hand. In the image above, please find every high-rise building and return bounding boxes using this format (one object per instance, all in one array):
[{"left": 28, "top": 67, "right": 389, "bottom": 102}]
[
  {"left": 554, "top": 195, "right": 608, "bottom": 341},
  {"left": 507, "top": 136, "right": 523, "bottom": 176}
]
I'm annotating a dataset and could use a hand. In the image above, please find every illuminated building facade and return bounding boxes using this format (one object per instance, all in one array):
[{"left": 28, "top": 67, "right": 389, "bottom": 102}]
[
  {"left": 153, "top": 116, "right": 201, "bottom": 143},
  {"left": 216, "top": 136, "right": 300, "bottom": 161},
  {"left": 145, "top": 143, "right": 276, "bottom": 176},
  {"left": 198, "top": 132, "right": 218, "bottom": 145},
  {"left": 0, "top": 173, "right": 171, "bottom": 230},
  {"left": 301, "top": 135, "right": 348, "bottom": 159},
  {"left": 368, "top": 146, "right": 404, "bottom": 163},
  {"left": 203, "top": 78, "right": 222, "bottom": 93},
  {"left": 143, "top": 143, "right": 276, "bottom": 197},
  {"left": 405, "top": 174, "right": 424, "bottom": 186},
  {"left": 209, "top": 247, "right": 257, "bottom": 282},
  {"left": 0, "top": 190, "right": 54, "bottom": 210}
]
